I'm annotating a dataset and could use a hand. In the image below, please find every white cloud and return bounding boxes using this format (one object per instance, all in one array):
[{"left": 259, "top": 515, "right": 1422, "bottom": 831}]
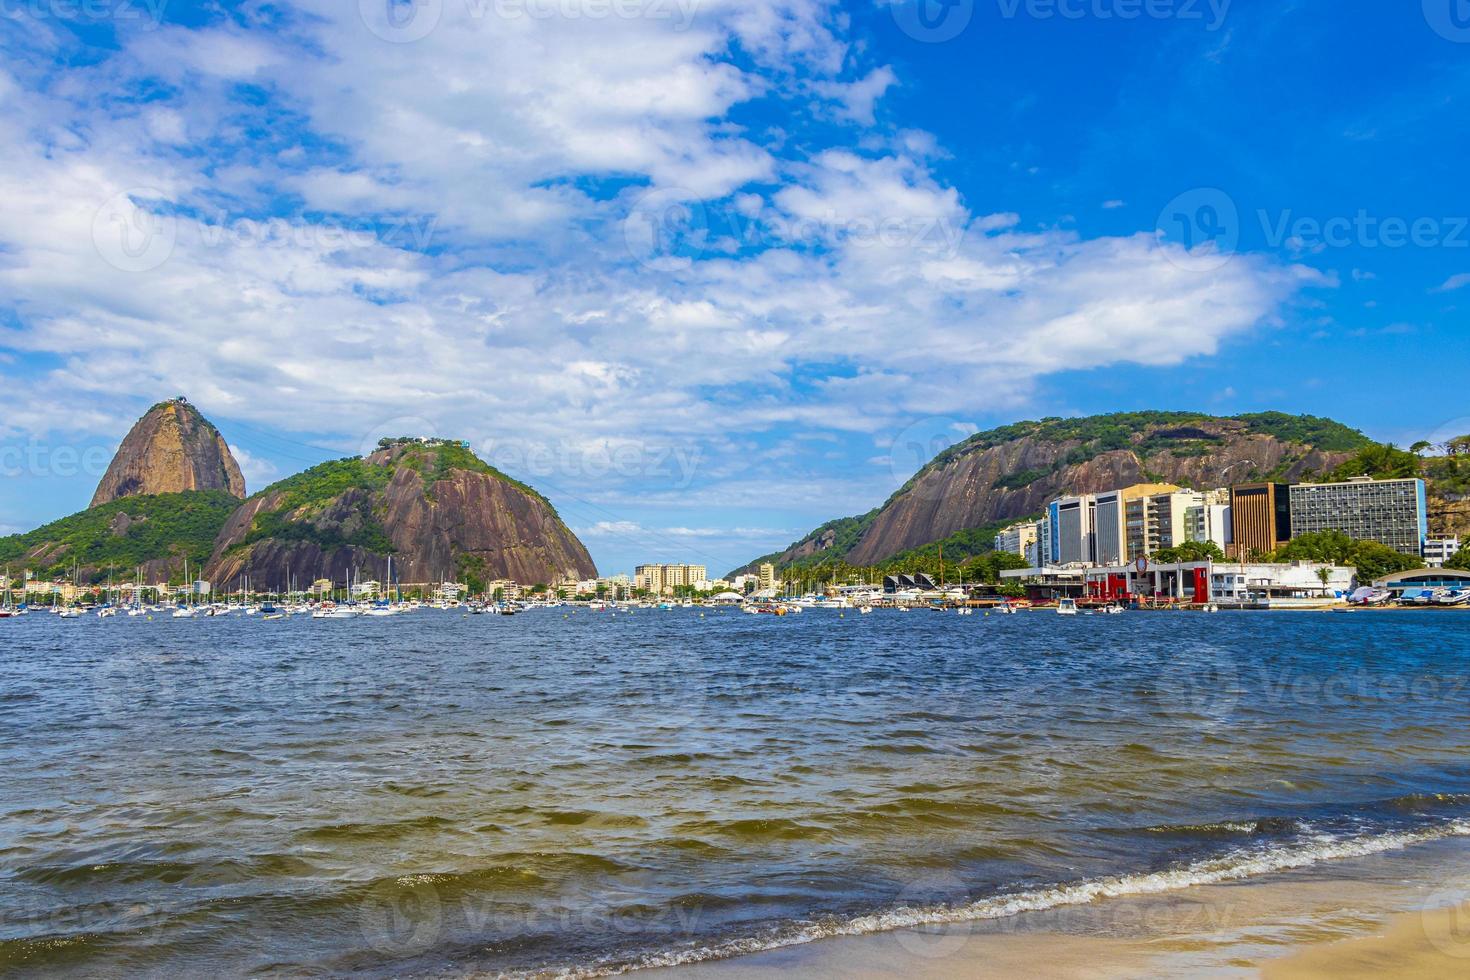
[
  {"left": 227, "top": 445, "right": 278, "bottom": 490},
  {"left": 1435, "top": 273, "right": 1470, "bottom": 292}
]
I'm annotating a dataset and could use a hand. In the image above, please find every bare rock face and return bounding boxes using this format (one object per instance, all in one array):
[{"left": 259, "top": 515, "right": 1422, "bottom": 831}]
[
  {"left": 91, "top": 399, "right": 246, "bottom": 507},
  {"left": 205, "top": 442, "right": 596, "bottom": 589}
]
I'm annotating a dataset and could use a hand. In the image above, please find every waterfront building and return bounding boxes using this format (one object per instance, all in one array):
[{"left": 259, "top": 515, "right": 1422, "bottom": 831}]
[
  {"left": 1422, "top": 537, "right": 1461, "bottom": 568},
  {"left": 1287, "top": 477, "right": 1427, "bottom": 556},
  {"left": 1372, "top": 567, "right": 1470, "bottom": 597},
  {"left": 1228, "top": 483, "right": 1292, "bottom": 558},
  {"left": 993, "top": 521, "right": 1039, "bottom": 560},
  {"left": 758, "top": 562, "right": 778, "bottom": 592}
]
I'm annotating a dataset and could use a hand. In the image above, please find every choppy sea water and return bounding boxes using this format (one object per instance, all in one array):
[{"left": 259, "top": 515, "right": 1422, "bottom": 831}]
[{"left": 2, "top": 608, "right": 1470, "bottom": 977}]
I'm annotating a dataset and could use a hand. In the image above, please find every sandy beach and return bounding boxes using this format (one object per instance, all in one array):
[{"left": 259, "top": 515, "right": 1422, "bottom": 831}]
[{"left": 657, "top": 837, "right": 1470, "bottom": 979}]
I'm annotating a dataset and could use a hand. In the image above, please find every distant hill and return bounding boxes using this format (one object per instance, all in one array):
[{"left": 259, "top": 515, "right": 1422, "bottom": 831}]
[
  {"left": 731, "top": 412, "right": 1373, "bottom": 575},
  {"left": 205, "top": 440, "right": 596, "bottom": 589},
  {"left": 91, "top": 398, "right": 245, "bottom": 506},
  {"left": 0, "top": 491, "right": 240, "bottom": 583}
]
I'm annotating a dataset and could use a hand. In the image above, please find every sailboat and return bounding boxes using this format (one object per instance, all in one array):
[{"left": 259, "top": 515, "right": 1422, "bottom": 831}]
[{"left": 0, "top": 568, "right": 17, "bottom": 618}]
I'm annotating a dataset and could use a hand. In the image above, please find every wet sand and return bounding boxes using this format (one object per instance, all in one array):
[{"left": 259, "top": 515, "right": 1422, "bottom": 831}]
[{"left": 657, "top": 837, "right": 1470, "bottom": 979}]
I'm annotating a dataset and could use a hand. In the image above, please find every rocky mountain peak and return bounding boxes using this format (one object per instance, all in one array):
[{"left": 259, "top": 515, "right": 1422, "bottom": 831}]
[{"left": 90, "top": 397, "right": 247, "bottom": 507}]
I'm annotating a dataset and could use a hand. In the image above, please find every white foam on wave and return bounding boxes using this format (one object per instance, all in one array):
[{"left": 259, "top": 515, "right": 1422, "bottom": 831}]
[{"left": 519, "top": 817, "right": 1470, "bottom": 979}]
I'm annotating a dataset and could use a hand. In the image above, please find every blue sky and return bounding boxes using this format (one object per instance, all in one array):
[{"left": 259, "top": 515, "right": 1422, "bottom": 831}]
[{"left": 1, "top": 0, "right": 1467, "bottom": 575}]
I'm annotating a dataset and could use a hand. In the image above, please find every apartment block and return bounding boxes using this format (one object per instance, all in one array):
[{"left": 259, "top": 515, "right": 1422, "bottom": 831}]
[{"left": 1287, "top": 477, "right": 1427, "bottom": 556}]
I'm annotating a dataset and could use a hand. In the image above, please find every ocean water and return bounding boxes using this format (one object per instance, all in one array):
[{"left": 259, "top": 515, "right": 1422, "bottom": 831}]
[{"left": 2, "top": 608, "right": 1470, "bottom": 977}]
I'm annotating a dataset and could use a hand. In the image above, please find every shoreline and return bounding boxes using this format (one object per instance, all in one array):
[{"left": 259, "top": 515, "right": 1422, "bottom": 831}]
[{"left": 651, "top": 835, "right": 1470, "bottom": 979}]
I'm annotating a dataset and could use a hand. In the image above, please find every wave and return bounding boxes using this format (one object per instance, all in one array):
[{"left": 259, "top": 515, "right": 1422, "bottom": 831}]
[{"left": 532, "top": 816, "right": 1470, "bottom": 979}]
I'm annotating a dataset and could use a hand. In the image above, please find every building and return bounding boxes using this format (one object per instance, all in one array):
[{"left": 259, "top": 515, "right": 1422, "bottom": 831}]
[
  {"left": 1068, "top": 559, "right": 1355, "bottom": 607},
  {"left": 1184, "top": 490, "right": 1233, "bottom": 552},
  {"left": 432, "top": 582, "right": 466, "bottom": 602},
  {"left": 1228, "top": 483, "right": 1292, "bottom": 558},
  {"left": 993, "top": 521, "right": 1039, "bottom": 560},
  {"left": 1127, "top": 487, "right": 1231, "bottom": 559},
  {"left": 1372, "top": 567, "right": 1470, "bottom": 597},
  {"left": 1288, "top": 477, "right": 1427, "bottom": 556},
  {"left": 634, "top": 564, "right": 709, "bottom": 595},
  {"left": 1051, "top": 495, "right": 1096, "bottom": 565},
  {"left": 1422, "top": 537, "right": 1461, "bottom": 568},
  {"left": 758, "top": 562, "right": 778, "bottom": 592}
]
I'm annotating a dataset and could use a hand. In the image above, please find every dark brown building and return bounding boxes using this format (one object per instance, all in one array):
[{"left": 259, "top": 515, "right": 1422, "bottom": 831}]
[{"left": 1228, "top": 483, "right": 1292, "bottom": 558}]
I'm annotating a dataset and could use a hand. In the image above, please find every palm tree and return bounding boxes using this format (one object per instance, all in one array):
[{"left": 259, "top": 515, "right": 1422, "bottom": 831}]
[{"left": 1315, "top": 566, "right": 1334, "bottom": 598}]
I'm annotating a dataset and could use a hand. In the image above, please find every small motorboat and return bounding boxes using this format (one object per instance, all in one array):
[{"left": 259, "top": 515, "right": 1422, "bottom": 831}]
[{"left": 1057, "top": 598, "right": 1079, "bottom": 616}]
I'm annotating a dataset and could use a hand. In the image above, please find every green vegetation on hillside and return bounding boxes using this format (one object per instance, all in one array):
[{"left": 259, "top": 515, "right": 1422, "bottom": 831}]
[
  {"left": 0, "top": 491, "right": 239, "bottom": 581},
  {"left": 232, "top": 441, "right": 558, "bottom": 557},
  {"left": 383, "top": 439, "right": 554, "bottom": 510},
  {"left": 235, "top": 456, "right": 396, "bottom": 554}
]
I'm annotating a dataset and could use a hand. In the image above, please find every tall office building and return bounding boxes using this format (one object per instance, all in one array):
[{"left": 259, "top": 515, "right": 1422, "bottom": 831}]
[
  {"left": 1228, "top": 483, "right": 1292, "bottom": 558},
  {"left": 1288, "top": 477, "right": 1427, "bottom": 556},
  {"left": 1051, "top": 494, "right": 1096, "bottom": 565}
]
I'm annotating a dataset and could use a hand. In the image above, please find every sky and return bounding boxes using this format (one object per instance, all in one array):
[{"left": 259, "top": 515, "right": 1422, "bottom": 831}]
[{"left": 1, "top": 0, "right": 1468, "bottom": 576}]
